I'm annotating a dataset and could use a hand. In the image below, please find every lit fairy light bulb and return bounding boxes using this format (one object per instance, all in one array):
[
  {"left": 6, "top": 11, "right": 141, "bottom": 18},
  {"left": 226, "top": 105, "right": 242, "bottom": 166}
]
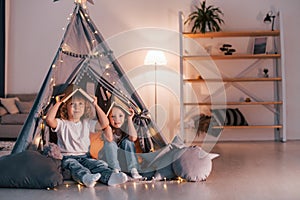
[
  {"left": 105, "top": 64, "right": 110, "bottom": 69},
  {"left": 94, "top": 30, "right": 98, "bottom": 34},
  {"left": 77, "top": 184, "right": 82, "bottom": 191},
  {"left": 163, "top": 183, "right": 167, "bottom": 190},
  {"left": 40, "top": 122, "right": 45, "bottom": 130},
  {"left": 52, "top": 64, "right": 56, "bottom": 69}
]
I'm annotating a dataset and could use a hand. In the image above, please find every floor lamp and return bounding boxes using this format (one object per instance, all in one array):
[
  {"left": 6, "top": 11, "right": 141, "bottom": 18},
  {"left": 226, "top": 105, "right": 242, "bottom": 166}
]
[{"left": 144, "top": 50, "right": 167, "bottom": 123}]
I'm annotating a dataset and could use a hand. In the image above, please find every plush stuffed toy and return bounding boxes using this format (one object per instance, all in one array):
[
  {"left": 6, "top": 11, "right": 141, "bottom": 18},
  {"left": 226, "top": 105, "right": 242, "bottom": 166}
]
[
  {"left": 141, "top": 136, "right": 219, "bottom": 182},
  {"left": 43, "top": 142, "right": 63, "bottom": 160},
  {"left": 172, "top": 145, "right": 219, "bottom": 182}
]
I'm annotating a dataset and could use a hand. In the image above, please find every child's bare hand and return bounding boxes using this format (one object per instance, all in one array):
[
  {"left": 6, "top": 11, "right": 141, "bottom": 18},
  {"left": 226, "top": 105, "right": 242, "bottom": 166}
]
[
  {"left": 128, "top": 108, "right": 135, "bottom": 119},
  {"left": 55, "top": 94, "right": 65, "bottom": 103},
  {"left": 92, "top": 95, "right": 98, "bottom": 106}
]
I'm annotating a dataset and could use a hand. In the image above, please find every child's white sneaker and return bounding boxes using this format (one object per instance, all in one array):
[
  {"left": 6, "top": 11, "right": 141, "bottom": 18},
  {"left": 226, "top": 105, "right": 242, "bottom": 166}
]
[
  {"left": 130, "top": 168, "right": 142, "bottom": 179},
  {"left": 82, "top": 173, "right": 101, "bottom": 188},
  {"left": 108, "top": 172, "right": 128, "bottom": 186}
]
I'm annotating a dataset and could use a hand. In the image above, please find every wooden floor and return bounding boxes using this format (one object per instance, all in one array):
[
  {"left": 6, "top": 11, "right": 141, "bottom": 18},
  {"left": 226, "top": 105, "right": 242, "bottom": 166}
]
[{"left": 0, "top": 141, "right": 300, "bottom": 200}]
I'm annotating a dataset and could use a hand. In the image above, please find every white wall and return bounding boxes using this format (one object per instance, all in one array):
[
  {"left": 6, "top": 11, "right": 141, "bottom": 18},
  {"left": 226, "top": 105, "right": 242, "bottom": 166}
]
[{"left": 6, "top": 0, "right": 300, "bottom": 140}]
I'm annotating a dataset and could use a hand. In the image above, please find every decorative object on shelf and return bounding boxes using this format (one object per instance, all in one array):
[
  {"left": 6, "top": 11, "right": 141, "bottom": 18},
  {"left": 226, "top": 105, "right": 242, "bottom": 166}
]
[
  {"left": 245, "top": 97, "right": 251, "bottom": 102},
  {"left": 211, "top": 108, "right": 248, "bottom": 126},
  {"left": 253, "top": 37, "right": 267, "bottom": 54},
  {"left": 264, "top": 11, "right": 276, "bottom": 31},
  {"left": 192, "top": 113, "right": 211, "bottom": 136},
  {"left": 184, "top": 0, "right": 224, "bottom": 33},
  {"left": 263, "top": 68, "right": 269, "bottom": 77},
  {"left": 220, "top": 44, "right": 236, "bottom": 55}
]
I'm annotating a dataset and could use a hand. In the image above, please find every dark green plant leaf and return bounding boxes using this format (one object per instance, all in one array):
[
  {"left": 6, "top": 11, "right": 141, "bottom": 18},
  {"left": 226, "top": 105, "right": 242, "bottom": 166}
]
[{"left": 184, "top": 0, "right": 224, "bottom": 33}]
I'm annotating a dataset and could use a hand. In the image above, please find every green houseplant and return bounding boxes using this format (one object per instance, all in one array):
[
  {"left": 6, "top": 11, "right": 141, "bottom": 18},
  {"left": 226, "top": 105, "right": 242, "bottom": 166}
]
[{"left": 184, "top": 0, "right": 224, "bottom": 33}]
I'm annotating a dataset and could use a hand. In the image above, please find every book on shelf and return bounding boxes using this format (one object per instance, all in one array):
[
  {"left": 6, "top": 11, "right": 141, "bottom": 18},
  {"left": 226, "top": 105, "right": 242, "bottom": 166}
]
[
  {"left": 106, "top": 96, "right": 131, "bottom": 116},
  {"left": 60, "top": 85, "right": 94, "bottom": 103}
]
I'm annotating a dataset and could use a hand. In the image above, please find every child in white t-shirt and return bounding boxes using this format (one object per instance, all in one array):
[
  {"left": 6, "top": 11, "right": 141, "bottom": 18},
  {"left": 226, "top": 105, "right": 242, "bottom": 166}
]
[{"left": 46, "top": 90, "right": 128, "bottom": 187}]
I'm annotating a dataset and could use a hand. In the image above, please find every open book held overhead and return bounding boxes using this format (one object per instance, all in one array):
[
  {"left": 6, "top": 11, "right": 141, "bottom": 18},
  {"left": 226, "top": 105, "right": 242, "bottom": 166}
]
[
  {"left": 60, "top": 84, "right": 94, "bottom": 103},
  {"left": 106, "top": 95, "right": 131, "bottom": 116}
]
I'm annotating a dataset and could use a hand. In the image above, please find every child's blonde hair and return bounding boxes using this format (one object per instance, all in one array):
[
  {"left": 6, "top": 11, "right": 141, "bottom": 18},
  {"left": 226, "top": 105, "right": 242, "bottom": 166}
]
[{"left": 59, "top": 94, "right": 93, "bottom": 120}]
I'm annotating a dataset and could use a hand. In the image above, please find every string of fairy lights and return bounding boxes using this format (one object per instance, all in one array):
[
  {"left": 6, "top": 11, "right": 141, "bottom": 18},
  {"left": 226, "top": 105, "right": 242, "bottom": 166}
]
[
  {"left": 47, "top": 176, "right": 186, "bottom": 191},
  {"left": 39, "top": 3, "right": 114, "bottom": 142},
  {"left": 38, "top": 0, "right": 189, "bottom": 189},
  {"left": 38, "top": 2, "right": 130, "bottom": 146},
  {"left": 60, "top": 48, "right": 113, "bottom": 59}
]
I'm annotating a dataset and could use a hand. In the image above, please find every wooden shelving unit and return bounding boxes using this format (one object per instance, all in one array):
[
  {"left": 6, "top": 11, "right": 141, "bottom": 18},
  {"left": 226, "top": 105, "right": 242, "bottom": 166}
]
[
  {"left": 184, "top": 77, "right": 282, "bottom": 82},
  {"left": 183, "top": 54, "right": 281, "bottom": 60},
  {"left": 213, "top": 125, "right": 283, "bottom": 129},
  {"left": 182, "top": 30, "right": 280, "bottom": 38},
  {"left": 184, "top": 101, "right": 283, "bottom": 106},
  {"left": 179, "top": 11, "right": 286, "bottom": 142}
]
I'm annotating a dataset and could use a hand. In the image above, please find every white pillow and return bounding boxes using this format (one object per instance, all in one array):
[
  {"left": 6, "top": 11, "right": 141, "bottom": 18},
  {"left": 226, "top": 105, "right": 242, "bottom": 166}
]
[{"left": 0, "top": 97, "right": 20, "bottom": 114}]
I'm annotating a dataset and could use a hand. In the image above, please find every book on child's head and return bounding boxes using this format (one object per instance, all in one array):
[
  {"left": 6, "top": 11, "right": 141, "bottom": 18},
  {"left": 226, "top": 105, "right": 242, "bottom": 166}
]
[
  {"left": 106, "top": 95, "right": 131, "bottom": 116},
  {"left": 60, "top": 84, "right": 94, "bottom": 103}
]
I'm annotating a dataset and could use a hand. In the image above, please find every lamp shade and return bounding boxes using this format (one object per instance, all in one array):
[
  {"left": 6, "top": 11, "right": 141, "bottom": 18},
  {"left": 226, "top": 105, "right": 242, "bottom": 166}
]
[{"left": 144, "top": 50, "right": 167, "bottom": 65}]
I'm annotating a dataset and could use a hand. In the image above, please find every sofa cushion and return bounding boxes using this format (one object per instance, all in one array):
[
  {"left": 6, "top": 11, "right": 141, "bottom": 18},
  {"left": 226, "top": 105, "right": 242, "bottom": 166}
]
[
  {"left": 16, "top": 101, "right": 33, "bottom": 114},
  {"left": 0, "top": 106, "right": 8, "bottom": 116},
  {"left": 0, "top": 114, "right": 28, "bottom": 125},
  {"left": 6, "top": 93, "right": 36, "bottom": 102},
  {"left": 0, "top": 97, "right": 20, "bottom": 114}
]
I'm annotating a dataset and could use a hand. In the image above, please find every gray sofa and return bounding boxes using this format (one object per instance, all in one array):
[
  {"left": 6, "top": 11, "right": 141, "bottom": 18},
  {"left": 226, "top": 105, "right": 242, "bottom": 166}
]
[{"left": 0, "top": 93, "right": 36, "bottom": 140}]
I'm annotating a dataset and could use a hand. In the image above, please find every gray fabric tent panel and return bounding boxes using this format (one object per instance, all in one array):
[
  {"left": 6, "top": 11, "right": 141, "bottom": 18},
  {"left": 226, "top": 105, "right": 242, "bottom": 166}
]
[{"left": 12, "top": 3, "right": 167, "bottom": 154}]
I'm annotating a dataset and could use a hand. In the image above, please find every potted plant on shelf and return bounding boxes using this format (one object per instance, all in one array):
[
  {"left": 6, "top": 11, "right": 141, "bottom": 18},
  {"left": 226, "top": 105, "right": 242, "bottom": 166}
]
[{"left": 184, "top": 0, "right": 224, "bottom": 33}]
